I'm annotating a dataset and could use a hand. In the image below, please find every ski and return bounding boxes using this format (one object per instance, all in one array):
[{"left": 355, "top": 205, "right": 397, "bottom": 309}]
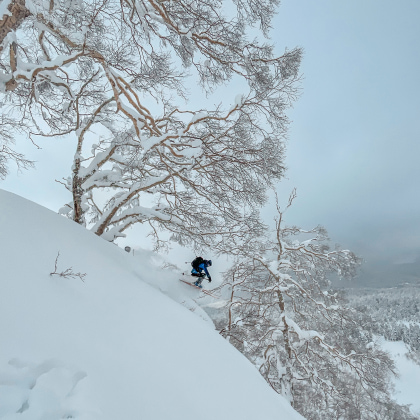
[{"left": 179, "top": 279, "right": 218, "bottom": 298}]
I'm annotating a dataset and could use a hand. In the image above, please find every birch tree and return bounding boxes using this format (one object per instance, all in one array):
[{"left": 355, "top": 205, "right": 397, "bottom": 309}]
[
  {"left": 0, "top": 0, "right": 301, "bottom": 244},
  {"left": 215, "top": 193, "right": 414, "bottom": 418}
]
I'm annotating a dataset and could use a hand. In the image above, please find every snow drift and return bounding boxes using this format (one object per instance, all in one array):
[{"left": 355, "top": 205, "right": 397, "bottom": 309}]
[{"left": 0, "top": 189, "right": 304, "bottom": 420}]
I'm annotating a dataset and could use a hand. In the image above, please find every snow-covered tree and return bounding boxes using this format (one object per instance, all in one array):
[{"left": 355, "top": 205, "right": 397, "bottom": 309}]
[
  {"left": 0, "top": 0, "right": 301, "bottom": 244},
  {"left": 0, "top": 115, "right": 34, "bottom": 179},
  {"left": 214, "top": 193, "right": 415, "bottom": 418},
  {"left": 218, "top": 193, "right": 360, "bottom": 399}
]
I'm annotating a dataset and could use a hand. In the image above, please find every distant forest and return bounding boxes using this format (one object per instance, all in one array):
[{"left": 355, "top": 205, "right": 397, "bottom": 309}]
[{"left": 343, "top": 285, "right": 420, "bottom": 360}]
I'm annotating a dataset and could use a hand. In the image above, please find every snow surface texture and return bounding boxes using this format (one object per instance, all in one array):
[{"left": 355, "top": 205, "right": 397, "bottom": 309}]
[
  {"left": 0, "top": 189, "right": 304, "bottom": 420},
  {"left": 380, "top": 340, "right": 420, "bottom": 417}
]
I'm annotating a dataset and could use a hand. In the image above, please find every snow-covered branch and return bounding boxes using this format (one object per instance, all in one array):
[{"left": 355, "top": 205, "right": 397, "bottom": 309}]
[{"left": 0, "top": 0, "right": 302, "bottom": 246}]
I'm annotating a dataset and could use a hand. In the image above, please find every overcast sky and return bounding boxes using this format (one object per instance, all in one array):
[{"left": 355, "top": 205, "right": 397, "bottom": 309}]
[
  {"left": 2, "top": 0, "right": 419, "bottom": 283},
  {"left": 267, "top": 0, "right": 420, "bottom": 276}
]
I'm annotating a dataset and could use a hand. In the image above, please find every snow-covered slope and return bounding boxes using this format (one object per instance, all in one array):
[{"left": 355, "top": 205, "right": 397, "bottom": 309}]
[
  {"left": 380, "top": 340, "right": 420, "bottom": 417},
  {"left": 0, "top": 189, "right": 304, "bottom": 420}
]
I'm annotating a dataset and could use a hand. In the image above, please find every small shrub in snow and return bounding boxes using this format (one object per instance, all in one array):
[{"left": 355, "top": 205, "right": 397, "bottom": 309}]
[{"left": 50, "top": 252, "right": 86, "bottom": 282}]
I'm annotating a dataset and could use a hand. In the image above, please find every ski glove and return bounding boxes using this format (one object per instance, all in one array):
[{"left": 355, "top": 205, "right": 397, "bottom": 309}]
[{"left": 208, "top": 277, "right": 212, "bottom": 282}]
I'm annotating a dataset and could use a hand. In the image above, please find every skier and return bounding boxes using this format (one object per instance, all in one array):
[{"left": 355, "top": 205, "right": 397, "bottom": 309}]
[{"left": 191, "top": 257, "right": 212, "bottom": 288}]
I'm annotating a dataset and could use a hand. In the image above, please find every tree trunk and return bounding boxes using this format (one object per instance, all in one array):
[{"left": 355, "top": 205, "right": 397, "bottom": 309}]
[
  {"left": 0, "top": 0, "right": 30, "bottom": 90},
  {"left": 276, "top": 289, "right": 294, "bottom": 405},
  {"left": 72, "top": 159, "right": 84, "bottom": 225},
  {"left": 0, "top": 0, "right": 30, "bottom": 49}
]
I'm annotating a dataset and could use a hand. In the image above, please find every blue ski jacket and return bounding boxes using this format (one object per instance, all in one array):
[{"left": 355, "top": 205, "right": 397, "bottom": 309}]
[{"left": 191, "top": 262, "right": 211, "bottom": 278}]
